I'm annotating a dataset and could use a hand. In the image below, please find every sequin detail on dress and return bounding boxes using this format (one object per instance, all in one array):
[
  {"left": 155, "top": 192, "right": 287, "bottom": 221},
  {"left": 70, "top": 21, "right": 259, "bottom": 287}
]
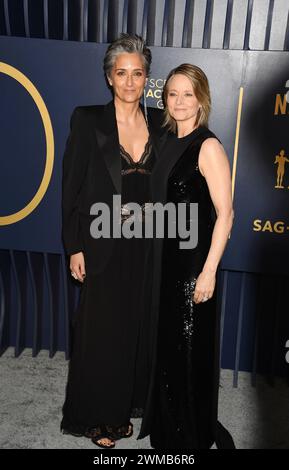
[{"left": 176, "top": 277, "right": 197, "bottom": 346}]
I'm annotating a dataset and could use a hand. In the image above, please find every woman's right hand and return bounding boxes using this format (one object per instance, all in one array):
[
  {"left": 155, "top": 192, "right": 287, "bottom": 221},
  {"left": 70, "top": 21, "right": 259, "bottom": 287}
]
[{"left": 70, "top": 252, "right": 86, "bottom": 283}]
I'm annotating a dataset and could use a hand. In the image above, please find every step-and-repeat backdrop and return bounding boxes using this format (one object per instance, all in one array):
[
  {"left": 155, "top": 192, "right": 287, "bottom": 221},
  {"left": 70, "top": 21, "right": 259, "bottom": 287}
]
[{"left": 0, "top": 37, "right": 288, "bottom": 276}]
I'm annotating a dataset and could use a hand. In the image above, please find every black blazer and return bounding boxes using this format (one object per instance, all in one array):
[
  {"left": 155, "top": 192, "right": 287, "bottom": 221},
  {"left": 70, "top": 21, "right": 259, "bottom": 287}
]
[{"left": 62, "top": 100, "right": 166, "bottom": 275}]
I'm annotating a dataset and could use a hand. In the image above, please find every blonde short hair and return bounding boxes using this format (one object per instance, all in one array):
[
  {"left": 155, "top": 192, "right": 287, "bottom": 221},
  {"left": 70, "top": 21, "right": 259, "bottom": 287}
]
[{"left": 162, "top": 64, "right": 211, "bottom": 133}]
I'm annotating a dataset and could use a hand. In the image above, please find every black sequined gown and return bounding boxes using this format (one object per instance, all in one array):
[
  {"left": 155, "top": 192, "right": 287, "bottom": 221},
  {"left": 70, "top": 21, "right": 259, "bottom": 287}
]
[
  {"left": 61, "top": 137, "right": 155, "bottom": 437},
  {"left": 150, "top": 127, "right": 222, "bottom": 449}
]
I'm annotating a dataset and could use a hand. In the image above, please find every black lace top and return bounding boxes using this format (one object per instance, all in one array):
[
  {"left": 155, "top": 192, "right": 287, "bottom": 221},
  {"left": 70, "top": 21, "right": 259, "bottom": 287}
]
[
  {"left": 120, "top": 138, "right": 154, "bottom": 176},
  {"left": 120, "top": 136, "right": 155, "bottom": 222}
]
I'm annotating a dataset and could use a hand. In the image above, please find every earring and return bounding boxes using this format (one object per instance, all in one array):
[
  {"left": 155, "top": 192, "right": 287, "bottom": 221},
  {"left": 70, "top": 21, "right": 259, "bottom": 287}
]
[{"left": 143, "top": 87, "right": 148, "bottom": 128}]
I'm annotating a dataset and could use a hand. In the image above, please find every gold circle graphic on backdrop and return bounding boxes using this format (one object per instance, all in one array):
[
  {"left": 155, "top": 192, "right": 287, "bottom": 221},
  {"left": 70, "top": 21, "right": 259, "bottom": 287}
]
[{"left": 0, "top": 62, "right": 54, "bottom": 225}]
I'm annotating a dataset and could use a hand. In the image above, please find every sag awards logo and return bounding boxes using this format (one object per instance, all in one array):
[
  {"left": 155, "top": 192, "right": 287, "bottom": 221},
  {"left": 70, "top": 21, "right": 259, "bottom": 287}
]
[
  {"left": 253, "top": 147, "right": 289, "bottom": 230},
  {"left": 274, "top": 79, "right": 289, "bottom": 116},
  {"left": 0, "top": 62, "right": 54, "bottom": 226},
  {"left": 145, "top": 78, "right": 166, "bottom": 108},
  {"left": 274, "top": 149, "right": 289, "bottom": 189},
  {"left": 253, "top": 80, "right": 289, "bottom": 235},
  {"left": 274, "top": 80, "right": 289, "bottom": 190}
]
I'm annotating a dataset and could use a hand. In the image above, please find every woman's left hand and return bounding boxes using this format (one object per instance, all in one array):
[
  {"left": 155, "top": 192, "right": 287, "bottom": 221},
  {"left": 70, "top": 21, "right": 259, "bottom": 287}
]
[{"left": 193, "top": 270, "right": 216, "bottom": 304}]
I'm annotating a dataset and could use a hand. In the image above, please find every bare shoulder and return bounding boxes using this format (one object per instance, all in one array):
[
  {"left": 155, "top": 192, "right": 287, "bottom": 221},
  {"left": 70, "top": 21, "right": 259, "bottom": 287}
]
[
  {"left": 199, "top": 137, "right": 228, "bottom": 163},
  {"left": 199, "top": 137, "right": 229, "bottom": 176},
  {"left": 200, "top": 137, "right": 225, "bottom": 155}
]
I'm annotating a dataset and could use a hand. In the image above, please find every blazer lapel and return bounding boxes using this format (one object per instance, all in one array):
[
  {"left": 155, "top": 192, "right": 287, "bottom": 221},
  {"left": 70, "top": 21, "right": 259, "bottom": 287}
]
[
  {"left": 93, "top": 101, "right": 168, "bottom": 195},
  {"left": 94, "top": 101, "right": 122, "bottom": 194}
]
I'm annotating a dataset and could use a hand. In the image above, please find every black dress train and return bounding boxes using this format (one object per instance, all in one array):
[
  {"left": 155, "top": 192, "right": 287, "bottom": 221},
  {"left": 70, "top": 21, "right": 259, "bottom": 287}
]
[{"left": 150, "top": 127, "right": 235, "bottom": 449}]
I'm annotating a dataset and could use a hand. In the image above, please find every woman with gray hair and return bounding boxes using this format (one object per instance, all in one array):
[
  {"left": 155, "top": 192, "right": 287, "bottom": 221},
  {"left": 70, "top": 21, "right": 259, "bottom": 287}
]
[{"left": 60, "top": 34, "right": 166, "bottom": 448}]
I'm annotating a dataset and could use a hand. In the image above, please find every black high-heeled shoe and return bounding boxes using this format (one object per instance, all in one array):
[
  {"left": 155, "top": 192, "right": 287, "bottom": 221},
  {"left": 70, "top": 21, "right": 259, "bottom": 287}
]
[
  {"left": 117, "top": 422, "right": 133, "bottom": 439},
  {"left": 89, "top": 424, "right": 116, "bottom": 448},
  {"left": 91, "top": 435, "right": 116, "bottom": 448},
  {"left": 90, "top": 422, "right": 133, "bottom": 448}
]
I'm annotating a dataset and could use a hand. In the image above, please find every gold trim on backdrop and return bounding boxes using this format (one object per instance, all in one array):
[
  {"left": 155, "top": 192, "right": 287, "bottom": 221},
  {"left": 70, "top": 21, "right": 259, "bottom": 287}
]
[
  {"left": 0, "top": 62, "right": 54, "bottom": 225},
  {"left": 232, "top": 87, "right": 244, "bottom": 201}
]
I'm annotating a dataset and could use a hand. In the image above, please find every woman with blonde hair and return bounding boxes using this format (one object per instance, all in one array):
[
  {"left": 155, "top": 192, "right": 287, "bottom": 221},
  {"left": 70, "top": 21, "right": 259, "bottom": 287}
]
[{"left": 142, "top": 64, "right": 235, "bottom": 449}]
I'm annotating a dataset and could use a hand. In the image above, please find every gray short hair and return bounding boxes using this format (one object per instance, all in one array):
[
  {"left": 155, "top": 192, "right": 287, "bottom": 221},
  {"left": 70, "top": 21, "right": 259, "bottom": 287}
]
[{"left": 103, "top": 34, "right": 152, "bottom": 78}]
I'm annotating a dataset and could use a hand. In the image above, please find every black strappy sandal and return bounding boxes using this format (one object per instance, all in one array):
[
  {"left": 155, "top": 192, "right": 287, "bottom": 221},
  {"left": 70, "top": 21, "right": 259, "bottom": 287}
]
[
  {"left": 92, "top": 435, "right": 116, "bottom": 448},
  {"left": 89, "top": 424, "right": 116, "bottom": 448},
  {"left": 90, "top": 422, "right": 133, "bottom": 448},
  {"left": 114, "top": 422, "right": 133, "bottom": 439}
]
